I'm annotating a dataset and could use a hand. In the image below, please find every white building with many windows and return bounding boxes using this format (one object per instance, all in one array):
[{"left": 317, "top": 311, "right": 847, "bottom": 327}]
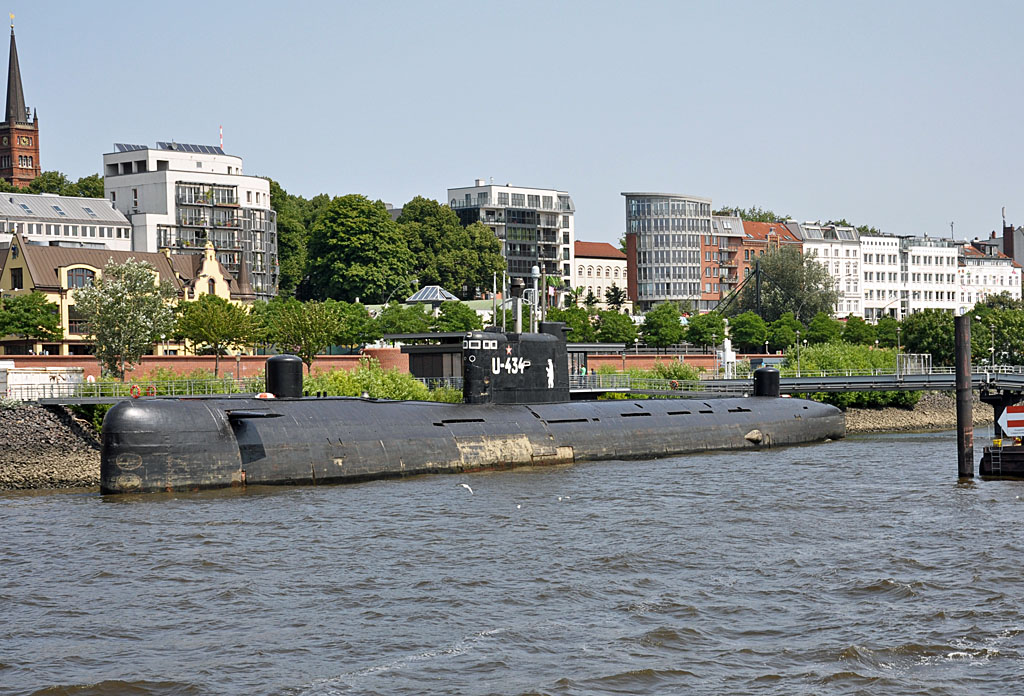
[
  {"left": 448, "top": 179, "right": 574, "bottom": 288},
  {"left": 0, "top": 192, "right": 132, "bottom": 251},
  {"left": 574, "top": 240, "right": 629, "bottom": 310},
  {"left": 959, "top": 241, "right": 1021, "bottom": 310},
  {"left": 103, "top": 142, "right": 277, "bottom": 300},
  {"left": 790, "top": 222, "right": 862, "bottom": 317}
]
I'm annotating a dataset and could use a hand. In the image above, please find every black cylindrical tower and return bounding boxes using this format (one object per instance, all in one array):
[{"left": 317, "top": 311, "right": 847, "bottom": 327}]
[
  {"left": 266, "top": 354, "right": 304, "bottom": 398},
  {"left": 753, "top": 367, "right": 780, "bottom": 397}
]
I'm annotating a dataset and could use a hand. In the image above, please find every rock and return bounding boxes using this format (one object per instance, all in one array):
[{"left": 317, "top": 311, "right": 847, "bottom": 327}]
[{"left": 0, "top": 403, "right": 100, "bottom": 490}]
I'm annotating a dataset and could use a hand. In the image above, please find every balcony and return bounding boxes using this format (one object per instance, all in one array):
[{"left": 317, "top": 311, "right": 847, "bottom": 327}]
[
  {"left": 68, "top": 320, "right": 89, "bottom": 335},
  {"left": 719, "top": 259, "right": 738, "bottom": 268}
]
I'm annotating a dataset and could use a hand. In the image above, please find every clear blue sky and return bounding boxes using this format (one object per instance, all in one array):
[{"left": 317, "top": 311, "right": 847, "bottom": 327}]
[{"left": 15, "top": 0, "right": 1024, "bottom": 245}]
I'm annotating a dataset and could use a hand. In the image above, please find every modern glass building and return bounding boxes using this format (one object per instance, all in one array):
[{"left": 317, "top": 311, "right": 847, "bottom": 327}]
[{"left": 622, "top": 192, "right": 711, "bottom": 311}]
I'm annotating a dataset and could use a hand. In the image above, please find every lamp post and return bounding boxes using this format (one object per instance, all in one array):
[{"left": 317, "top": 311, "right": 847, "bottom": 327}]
[
  {"left": 764, "top": 339, "right": 769, "bottom": 355},
  {"left": 712, "top": 332, "right": 718, "bottom": 375},
  {"left": 896, "top": 326, "right": 902, "bottom": 377},
  {"left": 795, "top": 330, "right": 801, "bottom": 377},
  {"left": 530, "top": 265, "right": 540, "bottom": 333}
]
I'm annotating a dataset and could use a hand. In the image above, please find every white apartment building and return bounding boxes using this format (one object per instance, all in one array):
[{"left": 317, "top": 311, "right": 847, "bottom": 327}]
[
  {"left": 791, "top": 222, "right": 862, "bottom": 317},
  {"left": 959, "top": 241, "right": 1021, "bottom": 311},
  {"left": 103, "top": 142, "right": 277, "bottom": 300},
  {"left": 448, "top": 179, "right": 574, "bottom": 288},
  {"left": 903, "top": 237, "right": 959, "bottom": 315},
  {"left": 860, "top": 234, "right": 902, "bottom": 320},
  {"left": 0, "top": 192, "right": 132, "bottom": 251}
]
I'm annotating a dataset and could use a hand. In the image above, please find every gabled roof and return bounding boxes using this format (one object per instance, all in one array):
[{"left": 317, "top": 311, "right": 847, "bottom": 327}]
[
  {"left": 406, "top": 285, "right": 459, "bottom": 303},
  {"left": 574, "top": 240, "right": 626, "bottom": 260},
  {"left": 742, "top": 220, "right": 802, "bottom": 244},
  {"left": 9, "top": 232, "right": 183, "bottom": 292}
]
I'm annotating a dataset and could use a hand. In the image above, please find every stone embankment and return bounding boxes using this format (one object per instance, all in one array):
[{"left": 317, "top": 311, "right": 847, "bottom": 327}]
[
  {"left": 0, "top": 393, "right": 999, "bottom": 490},
  {"left": 0, "top": 403, "right": 101, "bottom": 490}
]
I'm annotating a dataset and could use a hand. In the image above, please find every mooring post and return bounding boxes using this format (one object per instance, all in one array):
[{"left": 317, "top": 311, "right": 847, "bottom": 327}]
[{"left": 954, "top": 314, "right": 973, "bottom": 478}]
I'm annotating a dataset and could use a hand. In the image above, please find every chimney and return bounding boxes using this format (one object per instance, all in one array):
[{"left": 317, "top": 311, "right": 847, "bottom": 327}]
[{"left": 475, "top": 178, "right": 485, "bottom": 186}]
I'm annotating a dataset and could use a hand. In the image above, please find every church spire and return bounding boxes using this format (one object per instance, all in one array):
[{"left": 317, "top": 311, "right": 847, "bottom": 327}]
[{"left": 5, "top": 21, "right": 26, "bottom": 125}]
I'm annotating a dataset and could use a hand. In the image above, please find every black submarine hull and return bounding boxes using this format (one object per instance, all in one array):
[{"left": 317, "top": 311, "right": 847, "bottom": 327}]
[{"left": 100, "top": 395, "right": 845, "bottom": 494}]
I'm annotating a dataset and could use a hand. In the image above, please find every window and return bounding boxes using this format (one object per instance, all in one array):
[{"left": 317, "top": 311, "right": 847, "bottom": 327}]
[
  {"left": 498, "top": 192, "right": 509, "bottom": 205},
  {"left": 578, "top": 265, "right": 584, "bottom": 276},
  {"left": 511, "top": 193, "right": 525, "bottom": 207},
  {"left": 67, "top": 268, "right": 95, "bottom": 288},
  {"left": 208, "top": 279, "right": 216, "bottom": 295},
  {"left": 83, "top": 206, "right": 97, "bottom": 218},
  {"left": 110, "top": 191, "right": 116, "bottom": 203},
  {"left": 132, "top": 189, "right": 138, "bottom": 207},
  {"left": 11, "top": 267, "right": 22, "bottom": 289},
  {"left": 52, "top": 205, "right": 67, "bottom": 217},
  {"left": 18, "top": 202, "right": 33, "bottom": 214}
]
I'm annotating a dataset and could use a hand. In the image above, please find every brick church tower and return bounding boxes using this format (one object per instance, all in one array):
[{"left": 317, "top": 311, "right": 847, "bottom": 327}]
[{"left": 0, "top": 21, "right": 39, "bottom": 188}]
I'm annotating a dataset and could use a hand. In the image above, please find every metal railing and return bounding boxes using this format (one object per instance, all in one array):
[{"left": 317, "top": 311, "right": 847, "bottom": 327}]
[{"left": 5, "top": 378, "right": 252, "bottom": 402}]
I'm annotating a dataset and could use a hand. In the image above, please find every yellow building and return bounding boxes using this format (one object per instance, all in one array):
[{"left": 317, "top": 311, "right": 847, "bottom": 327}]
[{"left": 0, "top": 232, "right": 255, "bottom": 355}]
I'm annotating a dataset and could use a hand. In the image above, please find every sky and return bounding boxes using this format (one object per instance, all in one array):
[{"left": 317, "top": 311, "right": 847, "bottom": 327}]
[{"left": 12, "top": 0, "right": 1024, "bottom": 245}]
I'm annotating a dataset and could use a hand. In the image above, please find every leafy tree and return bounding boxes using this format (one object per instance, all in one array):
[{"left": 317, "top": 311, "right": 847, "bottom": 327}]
[
  {"left": 685, "top": 311, "right": 727, "bottom": 349},
  {"left": 605, "top": 284, "right": 627, "bottom": 311},
  {"left": 875, "top": 316, "right": 899, "bottom": 348},
  {"left": 546, "top": 306, "right": 596, "bottom": 342},
  {"left": 642, "top": 302, "right": 685, "bottom": 350},
  {"left": 306, "top": 194, "right": 415, "bottom": 303},
  {"left": 0, "top": 291, "right": 63, "bottom": 352},
  {"left": 25, "top": 171, "right": 76, "bottom": 195},
  {"left": 768, "top": 312, "right": 803, "bottom": 352},
  {"left": 900, "top": 309, "right": 954, "bottom": 366},
  {"left": 73, "top": 259, "right": 178, "bottom": 379},
  {"left": 781, "top": 342, "right": 917, "bottom": 409},
  {"left": 595, "top": 309, "right": 637, "bottom": 344},
  {"left": 432, "top": 301, "right": 483, "bottom": 332},
  {"left": 267, "top": 178, "right": 309, "bottom": 298},
  {"left": 806, "top": 311, "right": 842, "bottom": 344},
  {"left": 374, "top": 302, "right": 431, "bottom": 337},
  {"left": 727, "top": 247, "right": 838, "bottom": 324},
  {"left": 336, "top": 301, "right": 380, "bottom": 347},
  {"left": 584, "top": 289, "right": 599, "bottom": 310},
  {"left": 72, "top": 174, "right": 105, "bottom": 199},
  {"left": 711, "top": 205, "right": 790, "bottom": 222},
  {"left": 841, "top": 314, "right": 875, "bottom": 345},
  {"left": 728, "top": 311, "right": 768, "bottom": 352},
  {"left": 268, "top": 299, "right": 344, "bottom": 373},
  {"left": 176, "top": 294, "right": 255, "bottom": 376},
  {"left": 398, "top": 197, "right": 504, "bottom": 299},
  {"left": 566, "top": 286, "right": 584, "bottom": 307}
]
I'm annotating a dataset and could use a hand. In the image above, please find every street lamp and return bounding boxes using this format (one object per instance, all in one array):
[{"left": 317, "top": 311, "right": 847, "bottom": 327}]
[
  {"left": 712, "top": 332, "right": 718, "bottom": 375},
  {"left": 795, "top": 330, "right": 801, "bottom": 377},
  {"left": 764, "top": 339, "right": 769, "bottom": 355},
  {"left": 896, "top": 326, "right": 902, "bottom": 377}
]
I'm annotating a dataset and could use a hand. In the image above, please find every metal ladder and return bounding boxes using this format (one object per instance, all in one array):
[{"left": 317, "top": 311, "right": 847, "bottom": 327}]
[{"left": 990, "top": 444, "right": 1003, "bottom": 475}]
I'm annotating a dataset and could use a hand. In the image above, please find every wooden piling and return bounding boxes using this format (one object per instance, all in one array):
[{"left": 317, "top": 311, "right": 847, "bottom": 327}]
[{"left": 954, "top": 314, "right": 973, "bottom": 478}]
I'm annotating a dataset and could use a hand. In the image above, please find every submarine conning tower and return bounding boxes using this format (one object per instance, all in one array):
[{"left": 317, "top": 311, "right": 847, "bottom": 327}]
[{"left": 463, "top": 321, "right": 570, "bottom": 404}]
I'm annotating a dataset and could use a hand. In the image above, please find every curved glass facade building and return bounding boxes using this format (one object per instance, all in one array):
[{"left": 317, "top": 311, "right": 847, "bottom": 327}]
[{"left": 622, "top": 192, "right": 711, "bottom": 311}]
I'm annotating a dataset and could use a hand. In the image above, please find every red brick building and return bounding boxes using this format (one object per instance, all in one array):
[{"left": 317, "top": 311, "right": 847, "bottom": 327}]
[{"left": 0, "top": 25, "right": 40, "bottom": 188}]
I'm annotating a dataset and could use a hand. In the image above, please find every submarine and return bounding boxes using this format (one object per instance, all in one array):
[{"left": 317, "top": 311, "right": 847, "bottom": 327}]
[{"left": 100, "top": 322, "right": 845, "bottom": 494}]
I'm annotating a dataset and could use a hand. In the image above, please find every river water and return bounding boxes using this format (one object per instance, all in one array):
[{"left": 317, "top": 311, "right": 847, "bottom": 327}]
[{"left": 2, "top": 431, "right": 1023, "bottom": 696}]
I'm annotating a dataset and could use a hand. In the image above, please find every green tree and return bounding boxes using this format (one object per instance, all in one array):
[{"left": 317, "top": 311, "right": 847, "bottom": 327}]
[
  {"left": 841, "top": 314, "right": 875, "bottom": 345},
  {"left": 711, "top": 205, "right": 790, "bottom": 222},
  {"left": 374, "top": 302, "right": 431, "bottom": 337},
  {"left": 25, "top": 171, "right": 76, "bottom": 195},
  {"left": 267, "top": 178, "right": 308, "bottom": 298},
  {"left": 72, "top": 174, "right": 105, "bottom": 199},
  {"left": 604, "top": 284, "right": 627, "bottom": 311},
  {"left": 72, "top": 259, "right": 178, "bottom": 379},
  {"left": 641, "top": 302, "right": 685, "bottom": 350},
  {"left": 727, "top": 247, "right": 838, "bottom": 324},
  {"left": 336, "top": 301, "right": 380, "bottom": 347},
  {"left": 176, "top": 294, "right": 255, "bottom": 376},
  {"left": 768, "top": 312, "right": 803, "bottom": 352},
  {"left": 685, "top": 311, "right": 727, "bottom": 349},
  {"left": 306, "top": 194, "right": 415, "bottom": 303},
  {"left": 900, "top": 309, "right": 954, "bottom": 366},
  {"left": 432, "top": 301, "right": 483, "bottom": 332},
  {"left": 398, "top": 197, "right": 504, "bottom": 299},
  {"left": 728, "top": 311, "right": 768, "bottom": 352},
  {"left": 0, "top": 291, "right": 63, "bottom": 352},
  {"left": 806, "top": 311, "right": 842, "bottom": 344},
  {"left": 268, "top": 299, "right": 343, "bottom": 373},
  {"left": 584, "top": 289, "right": 599, "bottom": 310},
  {"left": 875, "top": 316, "right": 899, "bottom": 348},
  {"left": 546, "top": 306, "right": 596, "bottom": 342},
  {"left": 595, "top": 309, "right": 637, "bottom": 344}
]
